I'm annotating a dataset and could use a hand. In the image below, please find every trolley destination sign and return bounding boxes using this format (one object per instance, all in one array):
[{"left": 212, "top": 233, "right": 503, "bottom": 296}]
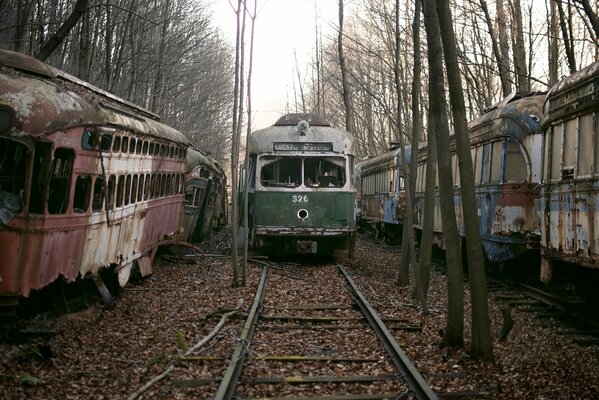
[{"left": 273, "top": 142, "right": 334, "bottom": 152}]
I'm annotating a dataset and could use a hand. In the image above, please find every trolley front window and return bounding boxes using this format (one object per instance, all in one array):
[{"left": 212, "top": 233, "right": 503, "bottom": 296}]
[{"left": 259, "top": 155, "right": 346, "bottom": 188}]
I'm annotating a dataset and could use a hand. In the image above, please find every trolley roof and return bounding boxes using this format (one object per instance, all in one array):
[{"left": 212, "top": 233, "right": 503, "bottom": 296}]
[
  {"left": 468, "top": 93, "right": 545, "bottom": 142},
  {"left": 543, "top": 61, "right": 599, "bottom": 126},
  {"left": 356, "top": 144, "right": 412, "bottom": 175},
  {"left": 248, "top": 113, "right": 356, "bottom": 156},
  {"left": 0, "top": 49, "right": 189, "bottom": 144}
]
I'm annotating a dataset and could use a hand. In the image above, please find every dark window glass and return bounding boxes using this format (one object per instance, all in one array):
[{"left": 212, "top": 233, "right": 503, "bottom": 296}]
[
  {"left": 131, "top": 175, "right": 138, "bottom": 203},
  {"left": 48, "top": 148, "right": 74, "bottom": 214},
  {"left": 73, "top": 175, "right": 92, "bottom": 213},
  {"left": 116, "top": 175, "right": 124, "bottom": 207},
  {"left": 92, "top": 176, "right": 105, "bottom": 212},
  {"left": 122, "top": 137, "right": 129, "bottom": 153},
  {"left": 124, "top": 175, "right": 131, "bottom": 205},
  {"left": 107, "top": 175, "right": 116, "bottom": 210},
  {"left": 112, "top": 136, "right": 121, "bottom": 152}
]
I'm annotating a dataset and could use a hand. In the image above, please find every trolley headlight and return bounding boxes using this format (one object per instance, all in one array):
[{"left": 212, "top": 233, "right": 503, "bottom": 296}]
[{"left": 0, "top": 108, "right": 12, "bottom": 134}]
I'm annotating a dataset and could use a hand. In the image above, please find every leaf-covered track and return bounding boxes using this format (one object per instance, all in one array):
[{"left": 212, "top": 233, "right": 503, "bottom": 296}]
[{"left": 210, "top": 264, "right": 438, "bottom": 400}]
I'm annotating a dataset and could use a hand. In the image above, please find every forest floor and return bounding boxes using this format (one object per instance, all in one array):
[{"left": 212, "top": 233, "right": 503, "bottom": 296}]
[{"left": 1, "top": 234, "right": 599, "bottom": 399}]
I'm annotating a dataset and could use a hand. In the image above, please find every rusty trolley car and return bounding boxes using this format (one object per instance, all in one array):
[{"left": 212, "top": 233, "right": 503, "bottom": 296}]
[
  {"left": 0, "top": 50, "right": 221, "bottom": 313},
  {"left": 243, "top": 113, "right": 357, "bottom": 256},
  {"left": 540, "top": 61, "right": 599, "bottom": 283},
  {"left": 355, "top": 144, "right": 410, "bottom": 244},
  {"left": 412, "top": 93, "right": 545, "bottom": 264}
]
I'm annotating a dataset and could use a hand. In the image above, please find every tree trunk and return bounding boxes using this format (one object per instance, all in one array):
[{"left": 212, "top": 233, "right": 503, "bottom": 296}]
[
  {"left": 548, "top": 0, "right": 559, "bottom": 86},
  {"left": 478, "top": 0, "right": 511, "bottom": 97},
  {"left": 436, "top": 0, "right": 494, "bottom": 360},
  {"left": 496, "top": 0, "right": 513, "bottom": 96},
  {"left": 242, "top": 0, "right": 257, "bottom": 288},
  {"left": 575, "top": 0, "right": 599, "bottom": 39},
  {"left": 338, "top": 0, "right": 354, "bottom": 134},
  {"left": 418, "top": 128, "right": 437, "bottom": 299},
  {"left": 397, "top": 0, "right": 411, "bottom": 288},
  {"left": 230, "top": 0, "right": 243, "bottom": 286},
  {"left": 557, "top": 0, "right": 577, "bottom": 73},
  {"left": 509, "top": 0, "right": 529, "bottom": 92},
  {"left": 36, "top": 0, "right": 88, "bottom": 61},
  {"left": 422, "top": 0, "right": 464, "bottom": 348},
  {"left": 407, "top": 0, "right": 426, "bottom": 312}
]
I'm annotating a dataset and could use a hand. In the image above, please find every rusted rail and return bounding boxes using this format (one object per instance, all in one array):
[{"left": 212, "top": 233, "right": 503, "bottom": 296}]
[
  {"left": 214, "top": 265, "right": 268, "bottom": 400},
  {"left": 338, "top": 265, "right": 439, "bottom": 400}
]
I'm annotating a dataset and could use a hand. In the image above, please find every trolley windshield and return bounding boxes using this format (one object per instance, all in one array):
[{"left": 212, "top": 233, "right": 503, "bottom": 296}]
[{"left": 259, "top": 155, "right": 347, "bottom": 189}]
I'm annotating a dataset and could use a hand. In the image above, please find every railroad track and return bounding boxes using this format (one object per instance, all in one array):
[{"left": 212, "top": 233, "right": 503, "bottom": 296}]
[{"left": 203, "top": 264, "right": 438, "bottom": 399}]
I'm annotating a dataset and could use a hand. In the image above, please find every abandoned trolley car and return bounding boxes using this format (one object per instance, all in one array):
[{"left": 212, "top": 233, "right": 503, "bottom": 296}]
[
  {"left": 0, "top": 49, "right": 212, "bottom": 310},
  {"left": 540, "top": 60, "right": 599, "bottom": 282},
  {"left": 413, "top": 92, "right": 546, "bottom": 264},
  {"left": 244, "top": 113, "right": 357, "bottom": 255}
]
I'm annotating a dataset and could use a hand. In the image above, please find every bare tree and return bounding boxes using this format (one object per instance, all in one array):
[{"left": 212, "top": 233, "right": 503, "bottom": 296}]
[
  {"left": 338, "top": 0, "right": 354, "bottom": 134},
  {"left": 242, "top": 0, "right": 257, "bottom": 287},
  {"left": 36, "top": 0, "right": 88, "bottom": 61},
  {"left": 422, "top": 0, "right": 464, "bottom": 348},
  {"left": 436, "top": 0, "right": 494, "bottom": 360}
]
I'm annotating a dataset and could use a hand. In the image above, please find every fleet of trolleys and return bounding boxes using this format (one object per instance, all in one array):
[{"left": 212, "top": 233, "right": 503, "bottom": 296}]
[
  {"left": 2, "top": 46, "right": 598, "bottom": 316},
  {"left": 357, "top": 61, "right": 599, "bottom": 283},
  {"left": 0, "top": 50, "right": 226, "bottom": 314}
]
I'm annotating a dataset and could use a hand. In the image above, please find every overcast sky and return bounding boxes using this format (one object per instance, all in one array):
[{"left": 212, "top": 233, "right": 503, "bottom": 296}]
[{"left": 209, "top": 0, "right": 341, "bottom": 130}]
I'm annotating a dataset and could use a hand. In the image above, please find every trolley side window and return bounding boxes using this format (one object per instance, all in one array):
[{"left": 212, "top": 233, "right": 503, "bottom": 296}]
[
  {"left": 0, "top": 138, "right": 28, "bottom": 216},
  {"left": 29, "top": 142, "right": 51, "bottom": 214},
  {"left": 73, "top": 175, "right": 92, "bottom": 213},
  {"left": 48, "top": 148, "right": 74, "bottom": 214}
]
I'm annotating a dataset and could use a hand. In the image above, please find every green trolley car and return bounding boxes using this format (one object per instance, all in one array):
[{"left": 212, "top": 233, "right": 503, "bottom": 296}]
[{"left": 244, "top": 113, "right": 357, "bottom": 256}]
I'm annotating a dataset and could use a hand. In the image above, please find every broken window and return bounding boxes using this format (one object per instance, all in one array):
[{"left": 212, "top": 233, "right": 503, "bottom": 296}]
[
  {"left": 48, "top": 148, "right": 74, "bottom": 214},
  {"left": 73, "top": 175, "right": 92, "bottom": 213},
  {"left": 116, "top": 175, "right": 124, "bottom": 207},
  {"left": 131, "top": 175, "right": 138, "bottom": 203},
  {"left": 138, "top": 175, "right": 144, "bottom": 201},
  {"left": 112, "top": 136, "right": 121, "bottom": 153},
  {"left": 0, "top": 138, "right": 28, "bottom": 216},
  {"left": 92, "top": 176, "right": 105, "bottom": 212},
  {"left": 124, "top": 175, "right": 131, "bottom": 205},
  {"left": 107, "top": 175, "right": 116, "bottom": 210},
  {"left": 260, "top": 156, "right": 301, "bottom": 188},
  {"left": 29, "top": 142, "right": 51, "bottom": 214},
  {"left": 304, "top": 157, "right": 345, "bottom": 188}
]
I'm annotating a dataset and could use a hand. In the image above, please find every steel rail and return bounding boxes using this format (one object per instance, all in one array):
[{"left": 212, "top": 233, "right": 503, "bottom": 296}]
[
  {"left": 214, "top": 265, "right": 268, "bottom": 400},
  {"left": 338, "top": 265, "right": 439, "bottom": 400}
]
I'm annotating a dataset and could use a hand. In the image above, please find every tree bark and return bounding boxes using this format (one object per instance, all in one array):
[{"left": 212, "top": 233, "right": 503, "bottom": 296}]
[
  {"left": 509, "top": 0, "right": 529, "bottom": 92},
  {"left": 548, "top": 0, "right": 559, "bottom": 86},
  {"left": 478, "top": 0, "right": 511, "bottom": 97},
  {"left": 436, "top": 0, "right": 494, "bottom": 360},
  {"left": 338, "top": 0, "right": 354, "bottom": 134},
  {"left": 574, "top": 0, "right": 599, "bottom": 39},
  {"left": 557, "top": 0, "right": 577, "bottom": 73},
  {"left": 422, "top": 0, "right": 464, "bottom": 348}
]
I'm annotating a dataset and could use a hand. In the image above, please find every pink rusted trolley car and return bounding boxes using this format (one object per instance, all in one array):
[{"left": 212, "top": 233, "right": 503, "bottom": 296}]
[{"left": 0, "top": 50, "right": 199, "bottom": 313}]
